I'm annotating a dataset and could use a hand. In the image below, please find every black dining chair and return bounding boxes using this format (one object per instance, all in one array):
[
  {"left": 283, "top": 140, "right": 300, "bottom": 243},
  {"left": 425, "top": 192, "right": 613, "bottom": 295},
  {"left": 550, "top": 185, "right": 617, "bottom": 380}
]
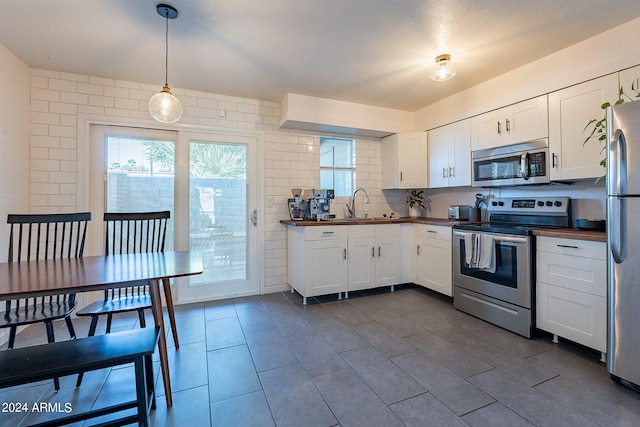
[
  {"left": 2, "top": 212, "right": 91, "bottom": 391},
  {"left": 75, "top": 211, "right": 179, "bottom": 387}
]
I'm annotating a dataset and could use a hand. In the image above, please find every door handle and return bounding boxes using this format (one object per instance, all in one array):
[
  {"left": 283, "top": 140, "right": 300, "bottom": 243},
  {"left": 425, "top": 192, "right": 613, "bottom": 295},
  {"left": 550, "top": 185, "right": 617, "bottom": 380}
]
[
  {"left": 250, "top": 209, "right": 258, "bottom": 226},
  {"left": 520, "top": 151, "right": 530, "bottom": 180}
]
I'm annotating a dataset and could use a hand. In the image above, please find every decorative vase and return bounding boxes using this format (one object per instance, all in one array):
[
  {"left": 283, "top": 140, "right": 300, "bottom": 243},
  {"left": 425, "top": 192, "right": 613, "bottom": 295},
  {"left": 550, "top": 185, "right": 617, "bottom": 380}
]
[{"left": 409, "top": 206, "right": 420, "bottom": 218}]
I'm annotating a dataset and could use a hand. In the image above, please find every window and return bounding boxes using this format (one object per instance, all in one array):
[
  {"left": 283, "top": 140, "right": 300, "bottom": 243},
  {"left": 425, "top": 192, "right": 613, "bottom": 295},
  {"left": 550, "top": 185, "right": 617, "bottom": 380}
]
[{"left": 319, "top": 136, "right": 355, "bottom": 197}]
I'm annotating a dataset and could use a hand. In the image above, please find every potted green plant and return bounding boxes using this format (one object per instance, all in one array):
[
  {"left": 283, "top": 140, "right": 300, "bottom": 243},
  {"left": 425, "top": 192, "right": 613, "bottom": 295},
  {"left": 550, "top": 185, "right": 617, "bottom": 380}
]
[
  {"left": 406, "top": 190, "right": 425, "bottom": 218},
  {"left": 583, "top": 83, "right": 640, "bottom": 179}
]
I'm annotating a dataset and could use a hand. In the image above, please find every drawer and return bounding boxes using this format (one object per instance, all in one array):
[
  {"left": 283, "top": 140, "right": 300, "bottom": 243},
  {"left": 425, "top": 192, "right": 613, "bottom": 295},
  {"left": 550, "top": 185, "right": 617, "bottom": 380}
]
[
  {"left": 537, "top": 236, "right": 605, "bottom": 260},
  {"left": 536, "top": 251, "right": 606, "bottom": 296},
  {"left": 304, "top": 226, "right": 347, "bottom": 241},
  {"left": 414, "top": 224, "right": 452, "bottom": 241},
  {"left": 348, "top": 224, "right": 376, "bottom": 238}
]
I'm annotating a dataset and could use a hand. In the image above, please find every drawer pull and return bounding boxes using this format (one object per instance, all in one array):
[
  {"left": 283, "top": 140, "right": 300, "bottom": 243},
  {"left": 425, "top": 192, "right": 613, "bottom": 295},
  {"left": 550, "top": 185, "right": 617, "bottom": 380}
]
[
  {"left": 322, "top": 231, "right": 335, "bottom": 235},
  {"left": 557, "top": 244, "right": 579, "bottom": 249},
  {"left": 427, "top": 230, "right": 437, "bottom": 233}
]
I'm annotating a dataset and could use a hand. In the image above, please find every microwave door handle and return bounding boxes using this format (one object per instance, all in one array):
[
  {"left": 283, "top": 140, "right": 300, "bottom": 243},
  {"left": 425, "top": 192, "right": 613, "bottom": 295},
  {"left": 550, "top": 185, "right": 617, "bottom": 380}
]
[{"left": 520, "top": 152, "right": 530, "bottom": 180}]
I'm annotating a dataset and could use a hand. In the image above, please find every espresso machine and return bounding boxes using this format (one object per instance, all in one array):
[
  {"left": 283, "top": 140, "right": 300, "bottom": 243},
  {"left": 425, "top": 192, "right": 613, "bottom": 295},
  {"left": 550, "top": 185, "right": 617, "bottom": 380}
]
[
  {"left": 288, "top": 189, "right": 308, "bottom": 220},
  {"left": 309, "top": 188, "right": 335, "bottom": 221},
  {"left": 288, "top": 188, "right": 335, "bottom": 221}
]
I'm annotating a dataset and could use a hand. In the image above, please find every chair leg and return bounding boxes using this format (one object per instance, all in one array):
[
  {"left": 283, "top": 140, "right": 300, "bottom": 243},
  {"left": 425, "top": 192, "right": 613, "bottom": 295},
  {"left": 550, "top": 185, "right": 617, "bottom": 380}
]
[
  {"left": 76, "top": 316, "right": 100, "bottom": 388},
  {"left": 7, "top": 326, "right": 16, "bottom": 350},
  {"left": 64, "top": 316, "right": 77, "bottom": 340},
  {"left": 88, "top": 316, "right": 99, "bottom": 336},
  {"left": 163, "top": 278, "right": 180, "bottom": 349},
  {"left": 138, "top": 309, "right": 146, "bottom": 328},
  {"left": 106, "top": 313, "right": 113, "bottom": 333},
  {"left": 45, "top": 321, "right": 60, "bottom": 392}
]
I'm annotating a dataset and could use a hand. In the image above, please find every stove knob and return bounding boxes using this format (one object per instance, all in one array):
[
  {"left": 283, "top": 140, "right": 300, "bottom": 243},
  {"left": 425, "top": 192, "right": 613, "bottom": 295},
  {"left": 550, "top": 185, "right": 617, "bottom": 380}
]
[
  {"left": 492, "top": 201, "right": 498, "bottom": 206},
  {"left": 498, "top": 201, "right": 504, "bottom": 206},
  {"left": 537, "top": 201, "right": 544, "bottom": 207},
  {"left": 545, "top": 201, "right": 553, "bottom": 207},
  {"left": 554, "top": 201, "right": 562, "bottom": 207}
]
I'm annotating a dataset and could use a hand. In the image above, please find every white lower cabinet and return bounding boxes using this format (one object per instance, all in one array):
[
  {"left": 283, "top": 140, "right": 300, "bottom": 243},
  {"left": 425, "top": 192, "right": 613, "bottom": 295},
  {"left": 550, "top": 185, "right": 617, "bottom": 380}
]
[
  {"left": 347, "top": 224, "right": 410, "bottom": 295},
  {"left": 287, "top": 226, "right": 348, "bottom": 304},
  {"left": 287, "top": 224, "right": 410, "bottom": 304},
  {"left": 535, "top": 236, "right": 606, "bottom": 357},
  {"left": 413, "top": 224, "right": 453, "bottom": 296}
]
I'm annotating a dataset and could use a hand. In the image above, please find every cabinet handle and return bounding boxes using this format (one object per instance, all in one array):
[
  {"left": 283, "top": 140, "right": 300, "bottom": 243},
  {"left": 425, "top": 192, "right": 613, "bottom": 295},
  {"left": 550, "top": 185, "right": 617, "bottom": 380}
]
[
  {"left": 417, "top": 245, "right": 421, "bottom": 255},
  {"left": 497, "top": 121, "right": 502, "bottom": 135},
  {"left": 557, "top": 244, "right": 579, "bottom": 249},
  {"left": 506, "top": 118, "right": 511, "bottom": 133},
  {"left": 344, "top": 248, "right": 347, "bottom": 260},
  {"left": 442, "top": 168, "right": 447, "bottom": 178},
  {"left": 400, "top": 171, "right": 403, "bottom": 181},
  {"left": 449, "top": 166, "right": 454, "bottom": 177},
  {"left": 552, "top": 153, "right": 558, "bottom": 168},
  {"left": 372, "top": 247, "right": 375, "bottom": 258},
  {"left": 378, "top": 246, "right": 381, "bottom": 257}
]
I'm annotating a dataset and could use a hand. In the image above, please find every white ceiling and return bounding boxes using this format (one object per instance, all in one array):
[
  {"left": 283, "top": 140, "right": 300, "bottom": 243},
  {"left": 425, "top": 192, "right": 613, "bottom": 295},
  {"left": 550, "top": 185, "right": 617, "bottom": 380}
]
[{"left": 2, "top": 0, "right": 640, "bottom": 112}]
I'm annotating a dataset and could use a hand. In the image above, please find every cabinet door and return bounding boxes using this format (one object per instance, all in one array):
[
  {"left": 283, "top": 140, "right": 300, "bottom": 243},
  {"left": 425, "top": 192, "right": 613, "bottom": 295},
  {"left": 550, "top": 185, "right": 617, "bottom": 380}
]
[
  {"left": 549, "top": 74, "right": 619, "bottom": 180},
  {"left": 397, "top": 132, "right": 428, "bottom": 188},
  {"left": 305, "top": 239, "right": 348, "bottom": 296},
  {"left": 510, "top": 95, "right": 548, "bottom": 142},
  {"left": 414, "top": 235, "right": 452, "bottom": 296},
  {"left": 376, "top": 234, "right": 401, "bottom": 287},
  {"left": 471, "top": 108, "right": 506, "bottom": 150},
  {"left": 348, "top": 237, "right": 376, "bottom": 292},
  {"left": 536, "top": 282, "right": 606, "bottom": 352},
  {"left": 428, "top": 126, "right": 450, "bottom": 188},
  {"left": 380, "top": 134, "right": 399, "bottom": 189},
  {"left": 449, "top": 119, "right": 471, "bottom": 187}
]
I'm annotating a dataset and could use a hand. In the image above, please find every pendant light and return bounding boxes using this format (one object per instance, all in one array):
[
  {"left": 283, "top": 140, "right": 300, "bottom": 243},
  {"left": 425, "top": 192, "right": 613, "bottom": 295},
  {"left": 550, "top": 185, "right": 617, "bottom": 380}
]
[
  {"left": 430, "top": 54, "right": 457, "bottom": 82},
  {"left": 149, "top": 4, "right": 182, "bottom": 123}
]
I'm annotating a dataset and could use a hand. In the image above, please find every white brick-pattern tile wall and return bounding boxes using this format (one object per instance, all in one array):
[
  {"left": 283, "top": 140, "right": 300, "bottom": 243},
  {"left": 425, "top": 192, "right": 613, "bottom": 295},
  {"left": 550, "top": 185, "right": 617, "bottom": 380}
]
[{"left": 29, "top": 68, "right": 405, "bottom": 294}]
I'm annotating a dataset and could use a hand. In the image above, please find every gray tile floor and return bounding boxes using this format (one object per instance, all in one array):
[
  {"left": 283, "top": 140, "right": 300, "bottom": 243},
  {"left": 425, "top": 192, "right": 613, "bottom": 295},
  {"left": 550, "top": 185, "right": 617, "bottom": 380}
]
[{"left": 2, "top": 285, "right": 640, "bottom": 426}]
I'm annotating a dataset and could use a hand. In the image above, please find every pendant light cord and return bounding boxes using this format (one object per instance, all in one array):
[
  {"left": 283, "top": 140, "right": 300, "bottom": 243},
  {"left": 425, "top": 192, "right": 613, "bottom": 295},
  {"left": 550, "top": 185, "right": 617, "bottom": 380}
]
[{"left": 164, "top": 9, "right": 169, "bottom": 87}]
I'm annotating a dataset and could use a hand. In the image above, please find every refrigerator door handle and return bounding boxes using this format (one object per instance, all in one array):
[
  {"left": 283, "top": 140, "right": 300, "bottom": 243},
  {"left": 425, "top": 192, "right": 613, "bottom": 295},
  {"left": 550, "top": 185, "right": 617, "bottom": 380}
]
[
  {"left": 609, "top": 197, "right": 626, "bottom": 264},
  {"left": 607, "top": 105, "right": 627, "bottom": 195}
]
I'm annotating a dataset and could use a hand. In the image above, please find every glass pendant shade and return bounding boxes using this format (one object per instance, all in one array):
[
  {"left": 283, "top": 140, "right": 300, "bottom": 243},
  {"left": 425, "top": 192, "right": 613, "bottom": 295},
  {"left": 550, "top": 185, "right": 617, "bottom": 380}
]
[
  {"left": 430, "top": 54, "right": 457, "bottom": 82},
  {"left": 149, "top": 84, "right": 182, "bottom": 123}
]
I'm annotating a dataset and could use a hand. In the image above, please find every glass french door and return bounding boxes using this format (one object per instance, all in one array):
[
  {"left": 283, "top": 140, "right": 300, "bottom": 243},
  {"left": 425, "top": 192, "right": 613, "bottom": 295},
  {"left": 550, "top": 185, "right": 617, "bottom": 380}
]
[
  {"left": 175, "top": 131, "right": 259, "bottom": 301},
  {"left": 90, "top": 126, "right": 261, "bottom": 302}
]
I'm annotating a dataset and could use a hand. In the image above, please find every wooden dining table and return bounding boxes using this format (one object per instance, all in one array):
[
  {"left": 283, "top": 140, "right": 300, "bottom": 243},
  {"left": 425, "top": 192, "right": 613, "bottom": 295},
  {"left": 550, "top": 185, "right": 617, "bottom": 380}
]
[{"left": 0, "top": 250, "right": 203, "bottom": 408}]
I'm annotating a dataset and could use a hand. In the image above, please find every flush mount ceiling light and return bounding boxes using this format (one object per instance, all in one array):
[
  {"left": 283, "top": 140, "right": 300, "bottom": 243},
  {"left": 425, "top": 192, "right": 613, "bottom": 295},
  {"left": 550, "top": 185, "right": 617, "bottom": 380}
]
[
  {"left": 430, "top": 54, "right": 457, "bottom": 82},
  {"left": 148, "top": 4, "right": 182, "bottom": 123}
]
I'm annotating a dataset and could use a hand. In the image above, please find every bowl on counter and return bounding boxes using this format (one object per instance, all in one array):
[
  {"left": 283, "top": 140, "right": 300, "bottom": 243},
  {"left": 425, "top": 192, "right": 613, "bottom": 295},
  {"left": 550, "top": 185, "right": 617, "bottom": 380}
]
[{"left": 575, "top": 219, "right": 606, "bottom": 231}]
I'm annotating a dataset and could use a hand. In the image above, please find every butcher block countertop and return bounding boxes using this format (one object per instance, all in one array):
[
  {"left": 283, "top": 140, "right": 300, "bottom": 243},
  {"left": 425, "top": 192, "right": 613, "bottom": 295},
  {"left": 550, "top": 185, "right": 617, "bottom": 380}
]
[
  {"left": 280, "top": 217, "right": 606, "bottom": 242},
  {"left": 280, "top": 217, "right": 459, "bottom": 227},
  {"left": 532, "top": 227, "right": 606, "bottom": 242}
]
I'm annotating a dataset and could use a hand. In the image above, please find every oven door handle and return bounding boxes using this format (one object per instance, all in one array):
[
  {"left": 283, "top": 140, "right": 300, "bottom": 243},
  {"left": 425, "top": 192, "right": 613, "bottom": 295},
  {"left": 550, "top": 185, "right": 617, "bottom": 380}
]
[{"left": 453, "top": 231, "right": 528, "bottom": 245}]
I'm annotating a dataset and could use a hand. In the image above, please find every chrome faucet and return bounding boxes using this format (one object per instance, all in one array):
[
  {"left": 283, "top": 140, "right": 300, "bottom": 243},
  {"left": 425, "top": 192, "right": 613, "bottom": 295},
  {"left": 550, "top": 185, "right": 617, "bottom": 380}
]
[{"left": 346, "top": 187, "right": 370, "bottom": 218}]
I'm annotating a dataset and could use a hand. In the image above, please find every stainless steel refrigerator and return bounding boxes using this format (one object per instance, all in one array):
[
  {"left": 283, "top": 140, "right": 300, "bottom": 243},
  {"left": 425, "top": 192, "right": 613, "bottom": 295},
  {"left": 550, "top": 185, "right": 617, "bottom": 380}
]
[{"left": 607, "top": 100, "right": 640, "bottom": 390}]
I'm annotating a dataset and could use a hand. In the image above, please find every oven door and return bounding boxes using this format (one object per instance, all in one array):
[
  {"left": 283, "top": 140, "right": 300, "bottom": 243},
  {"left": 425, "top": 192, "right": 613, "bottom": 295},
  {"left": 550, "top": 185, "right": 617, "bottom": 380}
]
[{"left": 452, "top": 230, "right": 532, "bottom": 308}]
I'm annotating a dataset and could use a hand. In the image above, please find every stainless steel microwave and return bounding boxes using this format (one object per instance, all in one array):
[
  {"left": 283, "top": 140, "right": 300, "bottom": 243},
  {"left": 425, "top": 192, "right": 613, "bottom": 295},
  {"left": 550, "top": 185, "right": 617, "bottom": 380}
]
[{"left": 471, "top": 139, "right": 550, "bottom": 187}]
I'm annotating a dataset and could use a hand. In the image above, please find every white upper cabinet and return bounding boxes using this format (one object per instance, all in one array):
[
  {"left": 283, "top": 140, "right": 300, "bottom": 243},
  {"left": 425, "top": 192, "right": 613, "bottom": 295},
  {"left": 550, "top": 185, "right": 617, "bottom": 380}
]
[
  {"left": 471, "top": 95, "right": 548, "bottom": 151},
  {"left": 619, "top": 66, "right": 640, "bottom": 96},
  {"left": 428, "top": 119, "right": 471, "bottom": 188},
  {"left": 548, "top": 73, "right": 619, "bottom": 181},
  {"left": 381, "top": 132, "right": 428, "bottom": 189}
]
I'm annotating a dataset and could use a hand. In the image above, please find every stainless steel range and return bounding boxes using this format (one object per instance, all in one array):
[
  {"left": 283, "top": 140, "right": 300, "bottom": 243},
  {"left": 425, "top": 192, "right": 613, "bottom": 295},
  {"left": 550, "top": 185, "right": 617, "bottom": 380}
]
[{"left": 452, "top": 197, "right": 571, "bottom": 337}]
